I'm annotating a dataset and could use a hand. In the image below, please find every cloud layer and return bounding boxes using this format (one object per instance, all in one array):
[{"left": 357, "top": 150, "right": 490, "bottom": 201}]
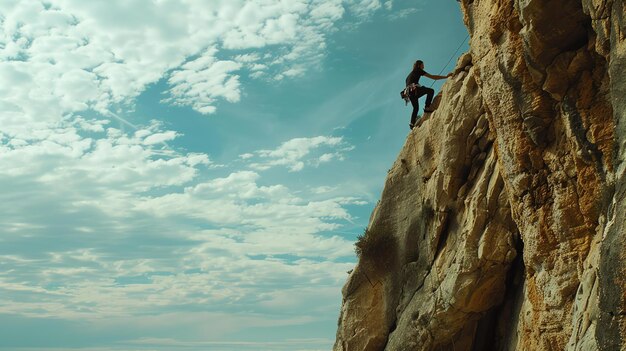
[
  {"left": 0, "top": 1, "right": 394, "bottom": 348},
  {"left": 1, "top": 0, "right": 386, "bottom": 120}
]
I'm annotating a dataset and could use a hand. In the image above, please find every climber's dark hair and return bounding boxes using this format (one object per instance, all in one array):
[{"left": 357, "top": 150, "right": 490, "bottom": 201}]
[{"left": 413, "top": 60, "right": 424, "bottom": 71}]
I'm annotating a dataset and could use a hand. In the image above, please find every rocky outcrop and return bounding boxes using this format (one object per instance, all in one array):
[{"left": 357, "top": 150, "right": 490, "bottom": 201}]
[{"left": 334, "top": 1, "right": 626, "bottom": 350}]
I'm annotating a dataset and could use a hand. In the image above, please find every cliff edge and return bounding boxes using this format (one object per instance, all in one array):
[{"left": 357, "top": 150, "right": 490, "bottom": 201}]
[{"left": 334, "top": 0, "right": 625, "bottom": 350}]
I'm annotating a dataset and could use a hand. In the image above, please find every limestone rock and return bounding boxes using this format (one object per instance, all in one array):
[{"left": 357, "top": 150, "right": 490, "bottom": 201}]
[{"left": 334, "top": 0, "right": 626, "bottom": 350}]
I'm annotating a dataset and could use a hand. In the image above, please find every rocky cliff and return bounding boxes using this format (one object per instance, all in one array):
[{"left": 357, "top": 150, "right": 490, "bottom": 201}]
[{"left": 334, "top": 0, "right": 625, "bottom": 350}]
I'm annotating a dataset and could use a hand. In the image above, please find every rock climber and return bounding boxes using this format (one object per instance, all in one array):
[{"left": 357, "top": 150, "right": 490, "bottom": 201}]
[{"left": 403, "top": 60, "right": 452, "bottom": 129}]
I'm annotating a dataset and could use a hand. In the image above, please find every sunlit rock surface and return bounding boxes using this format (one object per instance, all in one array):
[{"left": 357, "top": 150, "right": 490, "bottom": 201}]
[{"left": 334, "top": 0, "right": 625, "bottom": 350}]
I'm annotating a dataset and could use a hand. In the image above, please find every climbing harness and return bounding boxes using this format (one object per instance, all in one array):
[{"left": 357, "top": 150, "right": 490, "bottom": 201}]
[{"left": 400, "top": 83, "right": 421, "bottom": 105}]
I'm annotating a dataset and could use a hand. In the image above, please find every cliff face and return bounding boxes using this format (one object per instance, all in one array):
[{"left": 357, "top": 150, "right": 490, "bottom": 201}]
[{"left": 334, "top": 1, "right": 626, "bottom": 350}]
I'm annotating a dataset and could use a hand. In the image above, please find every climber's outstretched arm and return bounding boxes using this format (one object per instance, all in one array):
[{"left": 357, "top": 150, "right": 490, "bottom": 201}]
[{"left": 424, "top": 72, "right": 453, "bottom": 80}]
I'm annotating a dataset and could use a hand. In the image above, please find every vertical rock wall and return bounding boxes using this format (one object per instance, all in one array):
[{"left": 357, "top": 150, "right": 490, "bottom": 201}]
[{"left": 333, "top": 0, "right": 625, "bottom": 350}]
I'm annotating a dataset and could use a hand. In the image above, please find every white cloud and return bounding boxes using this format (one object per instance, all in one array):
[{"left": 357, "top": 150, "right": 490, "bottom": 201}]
[
  {"left": 346, "top": 0, "right": 383, "bottom": 17},
  {"left": 248, "top": 136, "right": 352, "bottom": 172},
  {"left": 318, "top": 152, "right": 341, "bottom": 164},
  {"left": 0, "top": 227, "right": 355, "bottom": 319},
  {"left": 164, "top": 47, "right": 242, "bottom": 115},
  {"left": 0, "top": 0, "right": 390, "bottom": 120},
  {"left": 311, "top": 185, "right": 337, "bottom": 194},
  {"left": 0, "top": 128, "right": 362, "bottom": 323},
  {"left": 134, "top": 170, "right": 360, "bottom": 239},
  {"left": 386, "top": 7, "right": 420, "bottom": 20},
  {"left": 142, "top": 131, "right": 178, "bottom": 145}
]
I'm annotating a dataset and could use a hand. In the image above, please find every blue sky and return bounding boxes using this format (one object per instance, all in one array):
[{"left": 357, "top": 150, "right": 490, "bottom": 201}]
[{"left": 0, "top": 1, "right": 467, "bottom": 350}]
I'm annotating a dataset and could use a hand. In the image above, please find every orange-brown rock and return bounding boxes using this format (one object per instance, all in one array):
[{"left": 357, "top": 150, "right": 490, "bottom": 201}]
[{"left": 333, "top": 0, "right": 625, "bottom": 350}]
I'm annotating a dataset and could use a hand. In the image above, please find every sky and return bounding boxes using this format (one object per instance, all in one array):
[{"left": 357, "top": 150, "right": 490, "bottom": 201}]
[{"left": 0, "top": 1, "right": 468, "bottom": 350}]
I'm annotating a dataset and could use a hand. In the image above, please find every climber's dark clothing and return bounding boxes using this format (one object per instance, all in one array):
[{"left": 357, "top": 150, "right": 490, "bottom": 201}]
[
  {"left": 406, "top": 68, "right": 428, "bottom": 87},
  {"left": 409, "top": 86, "right": 434, "bottom": 125},
  {"left": 406, "top": 68, "right": 434, "bottom": 125}
]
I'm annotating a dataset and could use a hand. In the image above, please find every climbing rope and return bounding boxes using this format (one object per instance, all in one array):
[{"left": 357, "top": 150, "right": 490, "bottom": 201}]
[{"left": 429, "top": 34, "right": 470, "bottom": 88}]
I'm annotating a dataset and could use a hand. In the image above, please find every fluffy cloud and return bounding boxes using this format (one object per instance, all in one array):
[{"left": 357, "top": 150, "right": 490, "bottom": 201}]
[
  {"left": 164, "top": 47, "right": 242, "bottom": 114},
  {"left": 248, "top": 136, "right": 353, "bottom": 171},
  {"left": 0, "top": 121, "right": 204, "bottom": 190},
  {"left": 0, "top": 124, "right": 362, "bottom": 321},
  {"left": 0, "top": 0, "right": 387, "bottom": 119}
]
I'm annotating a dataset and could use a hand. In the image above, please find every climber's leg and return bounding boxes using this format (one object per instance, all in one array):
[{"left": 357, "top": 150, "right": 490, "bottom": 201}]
[
  {"left": 409, "top": 93, "right": 420, "bottom": 127},
  {"left": 415, "top": 87, "right": 435, "bottom": 112},
  {"left": 424, "top": 88, "right": 434, "bottom": 109}
]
